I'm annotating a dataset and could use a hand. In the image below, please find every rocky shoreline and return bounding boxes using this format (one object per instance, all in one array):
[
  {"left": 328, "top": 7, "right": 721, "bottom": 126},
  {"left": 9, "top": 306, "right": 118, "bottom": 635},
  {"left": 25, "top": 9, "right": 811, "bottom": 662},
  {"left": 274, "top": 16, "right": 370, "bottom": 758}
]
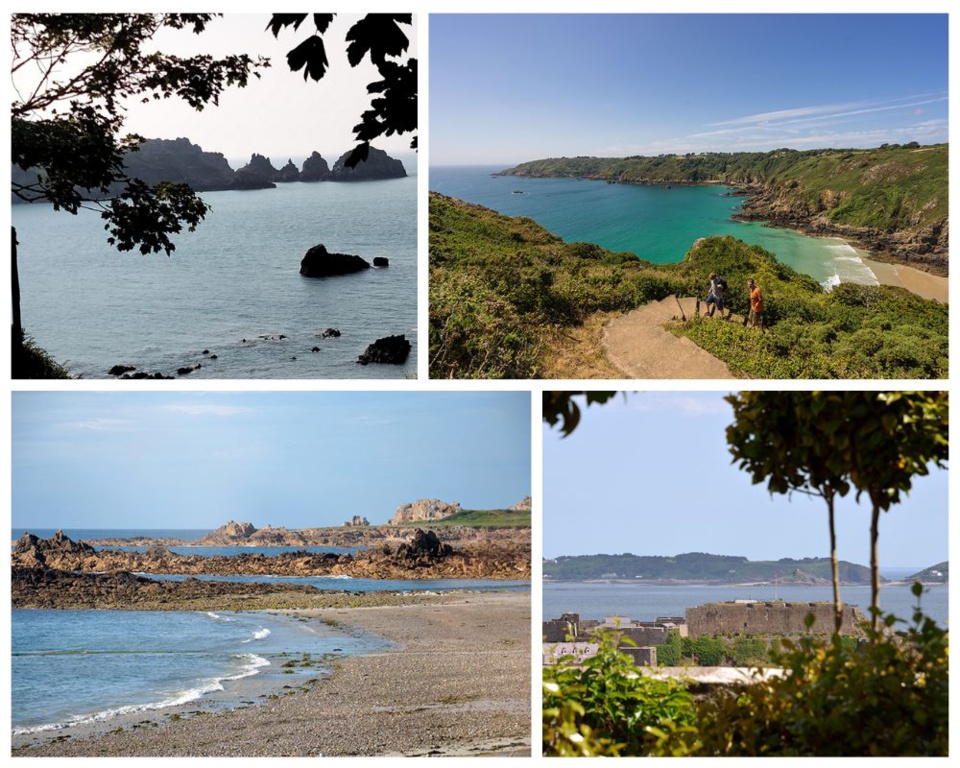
[
  {"left": 731, "top": 182, "right": 948, "bottom": 276},
  {"left": 12, "top": 528, "right": 531, "bottom": 583}
]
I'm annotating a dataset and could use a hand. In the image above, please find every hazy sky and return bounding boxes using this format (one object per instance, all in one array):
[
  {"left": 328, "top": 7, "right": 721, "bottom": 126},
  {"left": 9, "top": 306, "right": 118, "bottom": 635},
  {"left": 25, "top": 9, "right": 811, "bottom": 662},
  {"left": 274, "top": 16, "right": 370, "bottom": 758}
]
[
  {"left": 543, "top": 392, "right": 948, "bottom": 569},
  {"left": 12, "top": 391, "right": 530, "bottom": 531},
  {"left": 430, "top": 13, "right": 948, "bottom": 165},
  {"left": 18, "top": 13, "right": 418, "bottom": 170}
]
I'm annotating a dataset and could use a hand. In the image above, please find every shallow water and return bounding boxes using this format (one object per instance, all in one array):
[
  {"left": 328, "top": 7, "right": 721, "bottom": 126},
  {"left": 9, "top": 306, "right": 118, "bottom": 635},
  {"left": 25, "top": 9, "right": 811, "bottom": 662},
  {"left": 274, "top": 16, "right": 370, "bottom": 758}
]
[{"left": 12, "top": 609, "right": 389, "bottom": 734}]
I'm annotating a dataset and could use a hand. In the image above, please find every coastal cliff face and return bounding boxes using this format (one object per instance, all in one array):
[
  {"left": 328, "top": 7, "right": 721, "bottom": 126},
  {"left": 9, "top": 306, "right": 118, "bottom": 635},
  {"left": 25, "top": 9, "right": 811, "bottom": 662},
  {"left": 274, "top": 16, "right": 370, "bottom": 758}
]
[{"left": 733, "top": 182, "right": 949, "bottom": 276}]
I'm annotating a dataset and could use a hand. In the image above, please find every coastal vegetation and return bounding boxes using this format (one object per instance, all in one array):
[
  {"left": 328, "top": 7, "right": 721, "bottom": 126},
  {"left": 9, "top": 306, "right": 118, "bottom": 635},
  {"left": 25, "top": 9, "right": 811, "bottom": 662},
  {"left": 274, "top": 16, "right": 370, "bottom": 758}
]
[
  {"left": 429, "top": 193, "right": 948, "bottom": 379},
  {"left": 501, "top": 144, "right": 948, "bottom": 274},
  {"left": 393, "top": 507, "right": 531, "bottom": 528},
  {"left": 543, "top": 552, "right": 874, "bottom": 584},
  {"left": 543, "top": 391, "right": 948, "bottom": 755},
  {"left": 544, "top": 587, "right": 948, "bottom": 756}
]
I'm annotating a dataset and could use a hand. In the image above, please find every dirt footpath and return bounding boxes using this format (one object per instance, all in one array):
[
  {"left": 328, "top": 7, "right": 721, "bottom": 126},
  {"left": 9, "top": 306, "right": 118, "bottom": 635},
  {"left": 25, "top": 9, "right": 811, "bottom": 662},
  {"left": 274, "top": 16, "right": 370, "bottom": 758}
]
[{"left": 603, "top": 296, "right": 736, "bottom": 379}]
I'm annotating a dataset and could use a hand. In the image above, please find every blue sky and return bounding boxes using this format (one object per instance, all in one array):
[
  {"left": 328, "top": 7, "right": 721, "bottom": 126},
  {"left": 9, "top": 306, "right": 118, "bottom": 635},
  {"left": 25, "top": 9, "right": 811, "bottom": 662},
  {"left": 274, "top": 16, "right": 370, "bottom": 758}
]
[
  {"left": 430, "top": 13, "right": 948, "bottom": 165},
  {"left": 11, "top": 392, "right": 530, "bottom": 531},
  {"left": 543, "top": 393, "right": 948, "bottom": 569}
]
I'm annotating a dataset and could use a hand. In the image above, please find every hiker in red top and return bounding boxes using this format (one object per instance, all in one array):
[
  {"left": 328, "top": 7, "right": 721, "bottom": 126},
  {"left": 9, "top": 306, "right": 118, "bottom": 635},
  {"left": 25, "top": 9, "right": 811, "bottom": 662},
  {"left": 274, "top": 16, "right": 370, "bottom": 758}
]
[{"left": 747, "top": 278, "right": 764, "bottom": 331}]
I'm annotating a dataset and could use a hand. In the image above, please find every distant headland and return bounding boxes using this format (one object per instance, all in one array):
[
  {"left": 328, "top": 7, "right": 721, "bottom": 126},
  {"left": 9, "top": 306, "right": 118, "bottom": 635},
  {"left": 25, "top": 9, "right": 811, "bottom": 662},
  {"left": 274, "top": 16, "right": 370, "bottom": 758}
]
[
  {"left": 544, "top": 552, "right": 947, "bottom": 586},
  {"left": 497, "top": 143, "right": 948, "bottom": 276},
  {"left": 11, "top": 137, "right": 407, "bottom": 198}
]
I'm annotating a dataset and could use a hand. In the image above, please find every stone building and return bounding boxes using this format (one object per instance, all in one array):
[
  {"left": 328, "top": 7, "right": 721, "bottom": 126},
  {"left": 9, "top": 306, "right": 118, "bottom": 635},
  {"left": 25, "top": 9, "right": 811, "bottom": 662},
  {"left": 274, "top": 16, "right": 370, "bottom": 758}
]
[{"left": 686, "top": 600, "right": 867, "bottom": 638}]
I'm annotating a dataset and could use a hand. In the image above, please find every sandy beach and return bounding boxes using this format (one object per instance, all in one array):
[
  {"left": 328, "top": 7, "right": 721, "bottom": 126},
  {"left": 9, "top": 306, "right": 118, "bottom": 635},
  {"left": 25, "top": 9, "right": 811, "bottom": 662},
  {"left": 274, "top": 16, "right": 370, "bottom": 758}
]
[
  {"left": 12, "top": 591, "right": 532, "bottom": 757},
  {"left": 862, "top": 256, "right": 948, "bottom": 303}
]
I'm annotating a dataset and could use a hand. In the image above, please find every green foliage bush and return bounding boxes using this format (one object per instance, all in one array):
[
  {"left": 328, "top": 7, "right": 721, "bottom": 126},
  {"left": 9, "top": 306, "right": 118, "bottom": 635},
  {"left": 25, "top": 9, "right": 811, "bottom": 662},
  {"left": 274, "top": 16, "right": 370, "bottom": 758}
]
[
  {"left": 696, "top": 588, "right": 948, "bottom": 756},
  {"left": 543, "top": 630, "right": 699, "bottom": 757},
  {"left": 543, "top": 588, "right": 947, "bottom": 757}
]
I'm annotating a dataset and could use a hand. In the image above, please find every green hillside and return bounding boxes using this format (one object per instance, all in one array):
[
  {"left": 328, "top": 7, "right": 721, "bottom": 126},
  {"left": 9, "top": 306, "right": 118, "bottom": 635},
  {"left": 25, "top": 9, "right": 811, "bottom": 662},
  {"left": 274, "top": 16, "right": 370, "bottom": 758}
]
[
  {"left": 543, "top": 552, "right": 875, "bottom": 585},
  {"left": 429, "top": 193, "right": 948, "bottom": 379},
  {"left": 501, "top": 143, "right": 948, "bottom": 234},
  {"left": 391, "top": 508, "right": 531, "bottom": 528},
  {"left": 907, "top": 562, "right": 948, "bottom": 583}
]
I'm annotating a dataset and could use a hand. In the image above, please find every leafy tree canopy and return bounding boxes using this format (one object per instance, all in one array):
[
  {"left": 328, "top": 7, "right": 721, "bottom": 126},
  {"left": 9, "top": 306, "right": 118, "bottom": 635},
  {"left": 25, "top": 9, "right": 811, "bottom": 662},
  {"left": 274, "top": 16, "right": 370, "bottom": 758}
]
[
  {"left": 11, "top": 13, "right": 267, "bottom": 254},
  {"left": 267, "top": 13, "right": 416, "bottom": 168}
]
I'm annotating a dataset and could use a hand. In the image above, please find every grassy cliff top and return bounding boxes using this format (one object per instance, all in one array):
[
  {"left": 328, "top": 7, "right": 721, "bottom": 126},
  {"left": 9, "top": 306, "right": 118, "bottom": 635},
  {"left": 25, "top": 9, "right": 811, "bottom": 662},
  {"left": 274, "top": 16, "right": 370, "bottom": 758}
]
[{"left": 500, "top": 143, "right": 948, "bottom": 233}]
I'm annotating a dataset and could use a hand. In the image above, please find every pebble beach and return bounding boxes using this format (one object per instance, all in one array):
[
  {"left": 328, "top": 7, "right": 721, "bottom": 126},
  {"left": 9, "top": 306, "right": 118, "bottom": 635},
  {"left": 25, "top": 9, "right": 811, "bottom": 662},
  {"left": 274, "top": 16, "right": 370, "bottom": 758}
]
[{"left": 12, "top": 591, "right": 532, "bottom": 757}]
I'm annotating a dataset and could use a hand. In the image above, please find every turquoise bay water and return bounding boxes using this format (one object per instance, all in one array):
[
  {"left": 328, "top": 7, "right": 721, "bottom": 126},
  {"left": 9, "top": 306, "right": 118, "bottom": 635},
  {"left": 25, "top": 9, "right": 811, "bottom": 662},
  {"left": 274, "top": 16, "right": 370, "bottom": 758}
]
[
  {"left": 430, "top": 165, "right": 880, "bottom": 289},
  {"left": 13, "top": 177, "right": 416, "bottom": 378},
  {"left": 12, "top": 609, "right": 390, "bottom": 735},
  {"left": 543, "top": 581, "right": 948, "bottom": 628}
]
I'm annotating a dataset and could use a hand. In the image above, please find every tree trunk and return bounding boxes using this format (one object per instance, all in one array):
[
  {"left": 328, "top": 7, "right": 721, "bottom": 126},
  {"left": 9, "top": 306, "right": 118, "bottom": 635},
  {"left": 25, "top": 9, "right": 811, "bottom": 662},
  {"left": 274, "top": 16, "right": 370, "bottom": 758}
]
[
  {"left": 827, "top": 491, "right": 843, "bottom": 634},
  {"left": 869, "top": 500, "right": 881, "bottom": 633},
  {"left": 12, "top": 226, "right": 22, "bottom": 342}
]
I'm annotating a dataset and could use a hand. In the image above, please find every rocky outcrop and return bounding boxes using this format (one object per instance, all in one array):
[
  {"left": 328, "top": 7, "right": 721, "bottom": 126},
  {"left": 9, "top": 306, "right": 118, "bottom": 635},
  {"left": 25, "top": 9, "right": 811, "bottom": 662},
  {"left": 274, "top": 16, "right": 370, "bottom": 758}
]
[
  {"left": 734, "top": 182, "right": 949, "bottom": 276},
  {"left": 11, "top": 530, "right": 531, "bottom": 582},
  {"left": 330, "top": 147, "right": 406, "bottom": 181},
  {"left": 276, "top": 159, "right": 301, "bottom": 182},
  {"left": 344, "top": 516, "right": 370, "bottom": 527},
  {"left": 233, "top": 153, "right": 279, "bottom": 189},
  {"left": 123, "top": 137, "right": 237, "bottom": 192},
  {"left": 358, "top": 335, "right": 411, "bottom": 365},
  {"left": 12, "top": 530, "right": 97, "bottom": 568},
  {"left": 11, "top": 567, "right": 323, "bottom": 610},
  {"left": 300, "top": 244, "right": 371, "bottom": 277},
  {"left": 300, "top": 151, "right": 331, "bottom": 181},
  {"left": 193, "top": 521, "right": 309, "bottom": 547},
  {"left": 510, "top": 496, "right": 532, "bottom": 511},
  {"left": 389, "top": 499, "right": 462, "bottom": 525}
]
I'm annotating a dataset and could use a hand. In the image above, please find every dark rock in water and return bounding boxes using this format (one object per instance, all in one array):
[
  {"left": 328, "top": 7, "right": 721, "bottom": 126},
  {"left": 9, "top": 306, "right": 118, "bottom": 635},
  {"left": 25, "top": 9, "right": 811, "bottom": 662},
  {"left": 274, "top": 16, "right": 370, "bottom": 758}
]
[
  {"left": 300, "top": 244, "right": 371, "bottom": 277},
  {"left": 177, "top": 363, "right": 201, "bottom": 375},
  {"left": 233, "top": 153, "right": 279, "bottom": 189},
  {"left": 373, "top": 257, "right": 389, "bottom": 267},
  {"left": 358, "top": 334, "right": 411, "bottom": 365},
  {"left": 300, "top": 151, "right": 331, "bottom": 181},
  {"left": 275, "top": 159, "right": 301, "bottom": 183},
  {"left": 319, "top": 328, "right": 342, "bottom": 338},
  {"left": 108, "top": 364, "right": 136, "bottom": 376},
  {"left": 120, "top": 371, "right": 174, "bottom": 379},
  {"left": 311, "top": 347, "right": 320, "bottom": 353},
  {"left": 329, "top": 146, "right": 406, "bottom": 181}
]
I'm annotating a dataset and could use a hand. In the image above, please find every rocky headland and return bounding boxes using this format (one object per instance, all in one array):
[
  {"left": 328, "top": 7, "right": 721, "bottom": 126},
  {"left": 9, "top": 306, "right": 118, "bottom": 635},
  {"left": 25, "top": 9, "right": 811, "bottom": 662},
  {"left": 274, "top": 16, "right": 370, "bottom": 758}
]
[
  {"left": 11, "top": 137, "right": 407, "bottom": 200},
  {"left": 497, "top": 144, "right": 948, "bottom": 276},
  {"left": 732, "top": 182, "right": 948, "bottom": 276}
]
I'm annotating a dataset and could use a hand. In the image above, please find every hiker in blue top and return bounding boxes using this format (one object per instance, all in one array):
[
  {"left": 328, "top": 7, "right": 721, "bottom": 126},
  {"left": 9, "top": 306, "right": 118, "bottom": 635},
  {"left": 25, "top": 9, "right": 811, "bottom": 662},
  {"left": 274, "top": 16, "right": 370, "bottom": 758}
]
[{"left": 706, "top": 272, "right": 727, "bottom": 318}]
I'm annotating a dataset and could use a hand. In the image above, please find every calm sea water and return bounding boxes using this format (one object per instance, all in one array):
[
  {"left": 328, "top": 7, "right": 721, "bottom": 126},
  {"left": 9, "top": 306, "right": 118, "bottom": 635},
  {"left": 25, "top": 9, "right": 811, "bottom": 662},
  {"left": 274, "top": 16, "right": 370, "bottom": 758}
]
[
  {"left": 13, "top": 177, "right": 417, "bottom": 378},
  {"left": 12, "top": 609, "right": 390, "bottom": 736},
  {"left": 543, "top": 581, "right": 949, "bottom": 628},
  {"left": 430, "top": 165, "right": 880, "bottom": 289}
]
